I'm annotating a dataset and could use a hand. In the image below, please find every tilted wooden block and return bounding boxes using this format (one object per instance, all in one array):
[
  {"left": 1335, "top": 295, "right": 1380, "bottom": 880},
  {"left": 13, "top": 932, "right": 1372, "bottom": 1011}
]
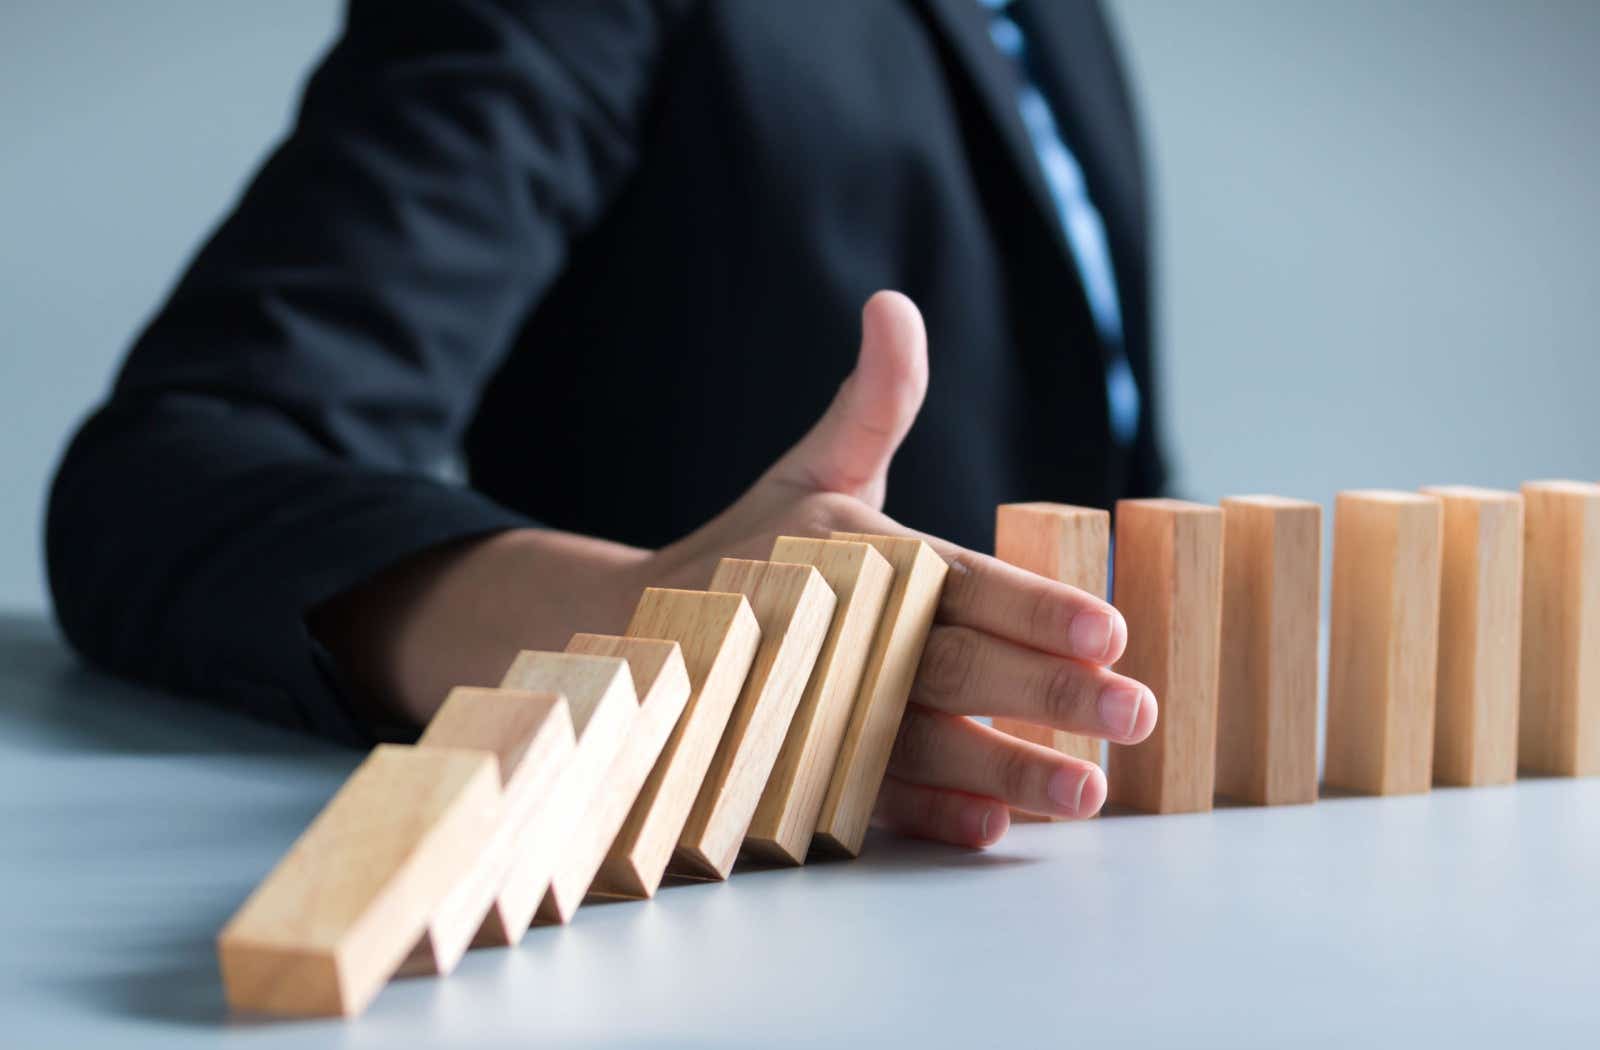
[
  {"left": 1214, "top": 496, "right": 1321, "bottom": 806},
  {"left": 539, "top": 635, "right": 691, "bottom": 921},
  {"left": 671, "top": 560, "right": 836, "bottom": 878},
  {"left": 1106, "top": 499, "right": 1223, "bottom": 814},
  {"left": 818, "top": 533, "right": 949, "bottom": 856},
  {"left": 1424, "top": 486, "right": 1524, "bottom": 786},
  {"left": 217, "top": 745, "right": 498, "bottom": 1017},
  {"left": 591, "top": 589, "right": 761, "bottom": 898},
  {"left": 476, "top": 652, "right": 637, "bottom": 945},
  {"left": 1519, "top": 480, "right": 1600, "bottom": 776},
  {"left": 991, "top": 502, "right": 1110, "bottom": 820},
  {"left": 1325, "top": 491, "right": 1444, "bottom": 795},
  {"left": 403, "top": 688, "right": 575, "bottom": 976},
  {"left": 746, "top": 537, "right": 893, "bottom": 864}
]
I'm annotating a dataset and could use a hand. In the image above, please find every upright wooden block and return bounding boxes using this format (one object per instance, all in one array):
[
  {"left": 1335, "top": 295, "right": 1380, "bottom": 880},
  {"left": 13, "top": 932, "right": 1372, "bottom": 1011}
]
[
  {"left": 539, "top": 635, "right": 691, "bottom": 921},
  {"left": 591, "top": 589, "right": 761, "bottom": 898},
  {"left": 991, "top": 503, "right": 1110, "bottom": 817},
  {"left": 476, "top": 652, "right": 637, "bottom": 945},
  {"left": 818, "top": 533, "right": 950, "bottom": 856},
  {"left": 405, "top": 688, "right": 575, "bottom": 975},
  {"left": 1106, "top": 499, "right": 1223, "bottom": 814},
  {"left": 1424, "top": 486, "right": 1524, "bottom": 786},
  {"left": 1519, "top": 480, "right": 1600, "bottom": 776},
  {"left": 746, "top": 537, "right": 893, "bottom": 864},
  {"left": 1215, "top": 496, "right": 1321, "bottom": 806},
  {"left": 1325, "top": 491, "right": 1444, "bottom": 795},
  {"left": 217, "top": 745, "right": 498, "bottom": 1017},
  {"left": 671, "top": 560, "right": 836, "bottom": 878}
]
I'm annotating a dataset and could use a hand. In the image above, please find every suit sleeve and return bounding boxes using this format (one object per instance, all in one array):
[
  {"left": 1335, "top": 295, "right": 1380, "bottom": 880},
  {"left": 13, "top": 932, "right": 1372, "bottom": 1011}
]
[{"left": 46, "top": 0, "right": 684, "bottom": 743}]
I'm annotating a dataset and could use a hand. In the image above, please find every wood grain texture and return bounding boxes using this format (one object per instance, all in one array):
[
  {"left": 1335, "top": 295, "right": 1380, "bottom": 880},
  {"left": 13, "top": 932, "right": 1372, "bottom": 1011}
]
[
  {"left": 591, "top": 589, "right": 761, "bottom": 898},
  {"left": 747, "top": 538, "right": 893, "bottom": 863},
  {"left": 1424, "top": 486, "right": 1524, "bottom": 786},
  {"left": 540, "top": 635, "right": 691, "bottom": 920},
  {"left": 217, "top": 745, "right": 498, "bottom": 1017},
  {"left": 1519, "top": 480, "right": 1600, "bottom": 776},
  {"left": 403, "top": 688, "right": 575, "bottom": 976},
  {"left": 475, "top": 652, "right": 637, "bottom": 945},
  {"left": 991, "top": 503, "right": 1109, "bottom": 819},
  {"left": 1325, "top": 491, "right": 1444, "bottom": 795},
  {"left": 818, "top": 533, "right": 950, "bottom": 856},
  {"left": 1106, "top": 499, "right": 1224, "bottom": 814}
]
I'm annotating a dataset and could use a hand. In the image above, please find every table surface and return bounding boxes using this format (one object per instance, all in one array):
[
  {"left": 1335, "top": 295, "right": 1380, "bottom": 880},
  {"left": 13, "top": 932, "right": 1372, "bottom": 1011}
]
[{"left": 3, "top": 610, "right": 1595, "bottom": 1049}]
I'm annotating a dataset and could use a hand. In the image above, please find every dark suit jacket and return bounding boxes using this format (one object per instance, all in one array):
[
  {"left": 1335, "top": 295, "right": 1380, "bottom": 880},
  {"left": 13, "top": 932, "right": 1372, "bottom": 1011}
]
[{"left": 46, "top": 0, "right": 1166, "bottom": 742}]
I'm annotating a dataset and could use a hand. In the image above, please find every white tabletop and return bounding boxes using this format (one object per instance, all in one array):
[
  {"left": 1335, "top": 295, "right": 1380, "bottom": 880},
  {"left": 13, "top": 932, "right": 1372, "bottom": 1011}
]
[{"left": 2, "top": 610, "right": 1594, "bottom": 1049}]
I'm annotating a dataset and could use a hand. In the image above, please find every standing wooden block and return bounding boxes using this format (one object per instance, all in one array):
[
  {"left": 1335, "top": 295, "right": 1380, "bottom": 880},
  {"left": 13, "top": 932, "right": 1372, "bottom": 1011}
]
[
  {"left": 1215, "top": 496, "right": 1322, "bottom": 805},
  {"left": 404, "top": 688, "right": 575, "bottom": 975},
  {"left": 477, "top": 652, "right": 637, "bottom": 945},
  {"left": 591, "top": 589, "right": 761, "bottom": 898},
  {"left": 746, "top": 537, "right": 893, "bottom": 864},
  {"left": 217, "top": 745, "right": 498, "bottom": 1017},
  {"left": 818, "top": 532, "right": 950, "bottom": 856},
  {"left": 1325, "top": 491, "right": 1444, "bottom": 795},
  {"left": 1519, "top": 480, "right": 1600, "bottom": 776},
  {"left": 991, "top": 503, "right": 1110, "bottom": 816},
  {"left": 539, "top": 635, "right": 691, "bottom": 921},
  {"left": 1424, "top": 486, "right": 1524, "bottom": 786},
  {"left": 1106, "top": 499, "right": 1223, "bottom": 814}
]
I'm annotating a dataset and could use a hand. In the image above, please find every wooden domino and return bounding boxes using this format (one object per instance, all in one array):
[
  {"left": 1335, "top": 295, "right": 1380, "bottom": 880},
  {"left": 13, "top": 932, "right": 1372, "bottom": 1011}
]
[
  {"left": 1106, "top": 499, "right": 1223, "bottom": 814},
  {"left": 818, "top": 533, "right": 949, "bottom": 856},
  {"left": 746, "top": 537, "right": 893, "bottom": 864},
  {"left": 591, "top": 589, "right": 761, "bottom": 898},
  {"left": 1519, "top": 480, "right": 1600, "bottom": 776},
  {"left": 1215, "top": 496, "right": 1321, "bottom": 806},
  {"left": 1424, "top": 486, "right": 1524, "bottom": 786},
  {"left": 1325, "top": 491, "right": 1444, "bottom": 795},
  {"left": 218, "top": 745, "right": 499, "bottom": 1017},
  {"left": 404, "top": 688, "right": 575, "bottom": 975}
]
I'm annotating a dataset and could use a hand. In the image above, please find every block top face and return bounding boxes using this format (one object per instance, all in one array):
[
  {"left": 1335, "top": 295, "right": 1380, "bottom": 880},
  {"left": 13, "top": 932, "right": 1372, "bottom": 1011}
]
[
  {"left": 1420, "top": 485, "right": 1522, "bottom": 504},
  {"left": 1338, "top": 489, "right": 1441, "bottom": 506},
  {"left": 1221, "top": 495, "right": 1321, "bottom": 511},
  {"left": 1116, "top": 497, "right": 1221, "bottom": 517},
  {"left": 418, "top": 688, "right": 569, "bottom": 785},
  {"left": 565, "top": 634, "right": 685, "bottom": 699},
  {"left": 998, "top": 502, "right": 1109, "bottom": 521},
  {"left": 1522, "top": 479, "right": 1600, "bottom": 498}
]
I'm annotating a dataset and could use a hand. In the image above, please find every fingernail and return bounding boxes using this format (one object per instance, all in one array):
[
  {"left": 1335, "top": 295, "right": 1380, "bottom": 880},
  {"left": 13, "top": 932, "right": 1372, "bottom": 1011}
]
[
  {"left": 1047, "top": 766, "right": 1090, "bottom": 815},
  {"left": 1098, "top": 683, "right": 1145, "bottom": 739},
  {"left": 1068, "top": 610, "right": 1114, "bottom": 661},
  {"left": 963, "top": 802, "right": 993, "bottom": 843}
]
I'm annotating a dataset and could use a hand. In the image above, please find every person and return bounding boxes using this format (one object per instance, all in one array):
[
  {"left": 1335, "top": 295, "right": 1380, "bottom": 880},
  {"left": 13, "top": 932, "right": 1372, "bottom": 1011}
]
[{"left": 47, "top": 0, "right": 1167, "bottom": 849}]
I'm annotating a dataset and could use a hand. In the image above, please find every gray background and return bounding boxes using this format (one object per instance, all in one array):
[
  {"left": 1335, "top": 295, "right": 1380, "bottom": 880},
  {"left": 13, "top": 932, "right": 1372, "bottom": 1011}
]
[{"left": 3, "top": 0, "right": 1597, "bottom": 612}]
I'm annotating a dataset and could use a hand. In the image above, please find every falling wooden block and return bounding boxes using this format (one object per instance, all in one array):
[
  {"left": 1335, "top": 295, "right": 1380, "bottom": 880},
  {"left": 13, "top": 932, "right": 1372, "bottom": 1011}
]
[
  {"left": 1214, "top": 496, "right": 1321, "bottom": 805},
  {"left": 1519, "top": 480, "right": 1600, "bottom": 776},
  {"left": 746, "top": 537, "right": 893, "bottom": 864},
  {"left": 475, "top": 652, "right": 637, "bottom": 945},
  {"left": 1325, "top": 490, "right": 1444, "bottom": 795},
  {"left": 538, "top": 635, "right": 691, "bottom": 921},
  {"left": 991, "top": 503, "right": 1110, "bottom": 820},
  {"left": 670, "top": 559, "right": 836, "bottom": 878},
  {"left": 403, "top": 688, "right": 575, "bottom": 975},
  {"left": 1424, "top": 486, "right": 1524, "bottom": 786},
  {"left": 818, "top": 533, "right": 950, "bottom": 856},
  {"left": 217, "top": 745, "right": 498, "bottom": 1017},
  {"left": 1106, "top": 499, "right": 1223, "bottom": 814},
  {"left": 591, "top": 589, "right": 761, "bottom": 898}
]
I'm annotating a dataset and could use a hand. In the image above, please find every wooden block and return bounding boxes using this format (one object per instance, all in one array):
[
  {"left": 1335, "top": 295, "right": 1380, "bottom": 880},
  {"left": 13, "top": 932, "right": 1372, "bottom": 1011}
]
[
  {"left": 538, "top": 635, "right": 691, "bottom": 921},
  {"left": 991, "top": 503, "right": 1110, "bottom": 819},
  {"left": 1106, "top": 499, "right": 1223, "bottom": 814},
  {"left": 475, "top": 652, "right": 637, "bottom": 945},
  {"left": 217, "top": 745, "right": 498, "bottom": 1017},
  {"left": 1325, "top": 490, "right": 1444, "bottom": 795},
  {"left": 1424, "top": 486, "right": 1524, "bottom": 786},
  {"left": 818, "top": 533, "right": 950, "bottom": 856},
  {"left": 1519, "top": 480, "right": 1600, "bottom": 776},
  {"left": 590, "top": 589, "right": 761, "bottom": 898},
  {"left": 746, "top": 537, "right": 893, "bottom": 864},
  {"left": 1215, "top": 496, "right": 1322, "bottom": 805},
  {"left": 403, "top": 688, "right": 575, "bottom": 975},
  {"left": 670, "top": 560, "right": 836, "bottom": 877}
]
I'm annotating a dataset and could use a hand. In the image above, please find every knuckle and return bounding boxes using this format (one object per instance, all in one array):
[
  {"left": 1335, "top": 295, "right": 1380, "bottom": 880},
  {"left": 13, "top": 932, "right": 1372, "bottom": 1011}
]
[
  {"left": 799, "top": 490, "right": 864, "bottom": 533},
  {"left": 917, "top": 627, "right": 975, "bottom": 705},
  {"left": 1040, "top": 659, "right": 1088, "bottom": 727},
  {"left": 1026, "top": 585, "right": 1070, "bottom": 645},
  {"left": 986, "top": 745, "right": 1034, "bottom": 802},
  {"left": 890, "top": 707, "right": 940, "bottom": 773}
]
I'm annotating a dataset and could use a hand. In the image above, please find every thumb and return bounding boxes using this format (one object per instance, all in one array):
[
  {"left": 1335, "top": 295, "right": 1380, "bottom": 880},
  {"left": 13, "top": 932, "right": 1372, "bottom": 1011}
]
[{"left": 767, "top": 290, "right": 929, "bottom": 508}]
